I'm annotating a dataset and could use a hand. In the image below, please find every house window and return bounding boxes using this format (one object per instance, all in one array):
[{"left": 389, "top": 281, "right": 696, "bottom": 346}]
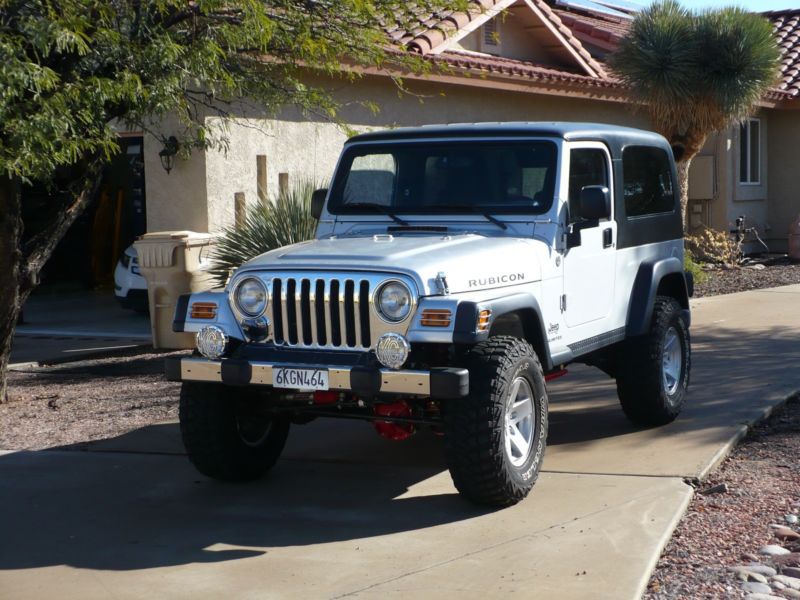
[
  {"left": 622, "top": 146, "right": 675, "bottom": 217},
  {"left": 739, "top": 118, "right": 761, "bottom": 185}
]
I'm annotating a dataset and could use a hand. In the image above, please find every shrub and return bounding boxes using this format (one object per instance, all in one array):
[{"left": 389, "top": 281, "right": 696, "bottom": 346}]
[
  {"left": 210, "top": 179, "right": 322, "bottom": 286},
  {"left": 684, "top": 248, "right": 708, "bottom": 284},
  {"left": 685, "top": 227, "right": 741, "bottom": 266}
]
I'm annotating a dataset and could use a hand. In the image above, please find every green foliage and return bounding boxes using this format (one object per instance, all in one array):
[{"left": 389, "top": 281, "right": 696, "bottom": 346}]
[
  {"left": 610, "top": 0, "right": 781, "bottom": 160},
  {"left": 210, "top": 179, "right": 321, "bottom": 286},
  {"left": 0, "top": 0, "right": 462, "bottom": 182},
  {"left": 683, "top": 248, "right": 708, "bottom": 284}
]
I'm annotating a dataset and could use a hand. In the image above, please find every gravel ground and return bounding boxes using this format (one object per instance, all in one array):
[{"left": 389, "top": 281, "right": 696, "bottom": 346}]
[
  {"left": 646, "top": 395, "right": 800, "bottom": 600},
  {"left": 694, "top": 259, "right": 800, "bottom": 298},
  {"left": 0, "top": 349, "right": 182, "bottom": 450}
]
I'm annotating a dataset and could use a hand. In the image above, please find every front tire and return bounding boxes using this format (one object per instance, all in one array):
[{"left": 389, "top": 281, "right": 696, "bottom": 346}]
[
  {"left": 616, "top": 296, "right": 691, "bottom": 426},
  {"left": 179, "top": 383, "right": 290, "bottom": 481},
  {"left": 443, "top": 337, "right": 548, "bottom": 507}
]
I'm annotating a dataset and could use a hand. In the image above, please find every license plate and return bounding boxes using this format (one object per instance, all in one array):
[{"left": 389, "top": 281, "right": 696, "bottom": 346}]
[{"left": 273, "top": 367, "right": 329, "bottom": 391}]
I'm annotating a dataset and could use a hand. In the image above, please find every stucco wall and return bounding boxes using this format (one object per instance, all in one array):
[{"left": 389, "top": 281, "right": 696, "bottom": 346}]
[
  {"left": 144, "top": 131, "right": 209, "bottom": 233},
  {"left": 180, "top": 77, "right": 647, "bottom": 232},
  {"left": 767, "top": 109, "right": 800, "bottom": 252}
]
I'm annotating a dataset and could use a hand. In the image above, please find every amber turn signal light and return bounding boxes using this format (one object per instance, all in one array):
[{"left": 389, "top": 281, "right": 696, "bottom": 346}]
[
  {"left": 190, "top": 302, "right": 217, "bottom": 319},
  {"left": 420, "top": 308, "right": 452, "bottom": 327},
  {"left": 476, "top": 309, "right": 491, "bottom": 332}
]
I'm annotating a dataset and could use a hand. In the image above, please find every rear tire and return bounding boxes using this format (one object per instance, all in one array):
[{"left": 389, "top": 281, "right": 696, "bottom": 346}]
[
  {"left": 616, "top": 296, "right": 691, "bottom": 426},
  {"left": 179, "top": 383, "right": 290, "bottom": 481},
  {"left": 443, "top": 336, "right": 548, "bottom": 507}
]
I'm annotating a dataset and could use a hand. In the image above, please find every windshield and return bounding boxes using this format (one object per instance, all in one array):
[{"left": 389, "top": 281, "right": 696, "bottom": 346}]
[{"left": 328, "top": 140, "right": 558, "bottom": 215}]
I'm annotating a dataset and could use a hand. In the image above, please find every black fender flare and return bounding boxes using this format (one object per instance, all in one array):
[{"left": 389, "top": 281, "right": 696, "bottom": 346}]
[
  {"left": 626, "top": 257, "right": 691, "bottom": 337},
  {"left": 453, "top": 292, "right": 553, "bottom": 371}
]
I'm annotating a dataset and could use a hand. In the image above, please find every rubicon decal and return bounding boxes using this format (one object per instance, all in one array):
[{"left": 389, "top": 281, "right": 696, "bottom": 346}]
[{"left": 468, "top": 273, "right": 525, "bottom": 288}]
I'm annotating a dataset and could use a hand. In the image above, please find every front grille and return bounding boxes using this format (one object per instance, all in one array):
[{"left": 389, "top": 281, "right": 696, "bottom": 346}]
[{"left": 270, "top": 276, "right": 372, "bottom": 349}]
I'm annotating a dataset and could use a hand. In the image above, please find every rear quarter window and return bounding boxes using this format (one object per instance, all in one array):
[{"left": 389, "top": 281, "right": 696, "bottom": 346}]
[{"left": 622, "top": 146, "right": 675, "bottom": 218}]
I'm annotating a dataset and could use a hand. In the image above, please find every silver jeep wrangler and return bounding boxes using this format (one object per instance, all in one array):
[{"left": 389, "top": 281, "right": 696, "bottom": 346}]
[{"left": 167, "top": 122, "right": 691, "bottom": 507}]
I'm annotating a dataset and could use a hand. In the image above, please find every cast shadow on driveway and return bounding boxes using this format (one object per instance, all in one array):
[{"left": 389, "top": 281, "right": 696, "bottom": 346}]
[{"left": 0, "top": 325, "right": 796, "bottom": 574}]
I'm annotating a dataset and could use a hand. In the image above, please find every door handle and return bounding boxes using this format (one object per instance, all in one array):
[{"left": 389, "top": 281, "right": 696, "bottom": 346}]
[{"left": 603, "top": 228, "right": 613, "bottom": 248}]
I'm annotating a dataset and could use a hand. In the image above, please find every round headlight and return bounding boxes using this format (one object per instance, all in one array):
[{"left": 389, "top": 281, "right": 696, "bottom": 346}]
[
  {"left": 235, "top": 277, "right": 268, "bottom": 317},
  {"left": 376, "top": 281, "right": 412, "bottom": 322}
]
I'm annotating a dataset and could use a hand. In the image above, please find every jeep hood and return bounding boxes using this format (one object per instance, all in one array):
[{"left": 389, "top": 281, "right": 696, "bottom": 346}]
[{"left": 237, "top": 233, "right": 544, "bottom": 295}]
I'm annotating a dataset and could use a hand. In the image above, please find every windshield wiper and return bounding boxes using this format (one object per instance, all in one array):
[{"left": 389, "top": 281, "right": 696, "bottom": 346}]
[
  {"left": 342, "top": 202, "right": 409, "bottom": 227},
  {"left": 441, "top": 205, "right": 508, "bottom": 230}
]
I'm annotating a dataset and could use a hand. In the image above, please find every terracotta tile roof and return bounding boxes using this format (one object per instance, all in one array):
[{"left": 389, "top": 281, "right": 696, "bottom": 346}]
[
  {"left": 435, "top": 49, "right": 619, "bottom": 89},
  {"left": 552, "top": 6, "right": 631, "bottom": 47},
  {"left": 381, "top": 3, "right": 797, "bottom": 103},
  {"left": 384, "top": 0, "right": 510, "bottom": 55},
  {"left": 764, "top": 10, "right": 800, "bottom": 97},
  {"left": 385, "top": 0, "right": 607, "bottom": 78}
]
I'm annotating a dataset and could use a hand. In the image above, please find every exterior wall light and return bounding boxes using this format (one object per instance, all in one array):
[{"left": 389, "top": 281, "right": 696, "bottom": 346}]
[{"left": 159, "top": 136, "right": 180, "bottom": 174}]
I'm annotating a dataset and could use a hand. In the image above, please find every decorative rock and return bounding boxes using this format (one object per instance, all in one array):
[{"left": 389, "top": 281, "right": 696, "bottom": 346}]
[
  {"left": 783, "top": 589, "right": 800, "bottom": 599},
  {"left": 744, "top": 565, "right": 779, "bottom": 577},
  {"left": 788, "top": 515, "right": 800, "bottom": 525},
  {"left": 744, "top": 594, "right": 785, "bottom": 600},
  {"left": 743, "top": 581, "right": 773, "bottom": 594},
  {"left": 743, "top": 553, "right": 761, "bottom": 562},
  {"left": 773, "top": 581, "right": 787, "bottom": 590},
  {"left": 774, "top": 553, "right": 800, "bottom": 568},
  {"left": 700, "top": 483, "right": 728, "bottom": 495},
  {"left": 728, "top": 566, "right": 775, "bottom": 583},
  {"left": 784, "top": 567, "right": 800, "bottom": 578},
  {"left": 760, "top": 545, "right": 792, "bottom": 556},
  {"left": 774, "top": 526, "right": 800, "bottom": 541},
  {"left": 773, "top": 575, "right": 800, "bottom": 590}
]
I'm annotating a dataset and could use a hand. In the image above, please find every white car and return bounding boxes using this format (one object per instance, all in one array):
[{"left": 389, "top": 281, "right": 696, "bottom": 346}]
[{"left": 114, "top": 245, "right": 148, "bottom": 312}]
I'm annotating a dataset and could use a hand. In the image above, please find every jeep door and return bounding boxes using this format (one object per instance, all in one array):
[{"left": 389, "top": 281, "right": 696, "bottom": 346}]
[{"left": 562, "top": 142, "right": 617, "bottom": 329}]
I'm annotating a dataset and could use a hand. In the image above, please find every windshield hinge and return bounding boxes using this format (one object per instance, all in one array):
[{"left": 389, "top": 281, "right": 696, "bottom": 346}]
[
  {"left": 560, "top": 294, "right": 567, "bottom": 312},
  {"left": 436, "top": 272, "right": 450, "bottom": 295}
]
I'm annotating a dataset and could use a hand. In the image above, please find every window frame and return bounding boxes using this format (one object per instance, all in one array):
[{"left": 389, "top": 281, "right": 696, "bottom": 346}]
[
  {"left": 739, "top": 118, "right": 761, "bottom": 186},
  {"left": 565, "top": 143, "right": 613, "bottom": 225}
]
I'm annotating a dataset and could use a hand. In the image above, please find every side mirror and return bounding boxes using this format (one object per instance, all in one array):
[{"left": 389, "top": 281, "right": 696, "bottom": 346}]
[
  {"left": 311, "top": 188, "right": 327, "bottom": 220},
  {"left": 578, "top": 185, "right": 611, "bottom": 221}
]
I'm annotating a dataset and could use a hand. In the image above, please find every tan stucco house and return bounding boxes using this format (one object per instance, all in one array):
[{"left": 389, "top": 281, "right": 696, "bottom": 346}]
[{"left": 138, "top": 0, "right": 800, "bottom": 253}]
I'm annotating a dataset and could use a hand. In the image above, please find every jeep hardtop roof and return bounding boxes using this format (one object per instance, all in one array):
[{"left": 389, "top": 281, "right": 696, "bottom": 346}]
[{"left": 348, "top": 122, "right": 671, "bottom": 159}]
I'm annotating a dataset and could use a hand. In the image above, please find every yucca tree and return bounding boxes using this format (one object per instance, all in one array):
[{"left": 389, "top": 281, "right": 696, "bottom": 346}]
[
  {"left": 610, "top": 0, "right": 781, "bottom": 229},
  {"left": 210, "top": 180, "right": 322, "bottom": 286}
]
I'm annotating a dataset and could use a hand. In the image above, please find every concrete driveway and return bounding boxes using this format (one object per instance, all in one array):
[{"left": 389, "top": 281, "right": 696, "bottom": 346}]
[
  {"left": 1, "top": 286, "right": 799, "bottom": 600},
  {"left": 11, "top": 290, "right": 150, "bottom": 364}
]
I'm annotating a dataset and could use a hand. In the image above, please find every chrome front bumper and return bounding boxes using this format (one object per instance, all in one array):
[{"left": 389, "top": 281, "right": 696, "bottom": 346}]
[{"left": 165, "top": 357, "right": 469, "bottom": 399}]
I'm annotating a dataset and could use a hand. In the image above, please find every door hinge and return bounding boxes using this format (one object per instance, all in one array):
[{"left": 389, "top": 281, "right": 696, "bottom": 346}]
[{"left": 560, "top": 294, "right": 567, "bottom": 312}]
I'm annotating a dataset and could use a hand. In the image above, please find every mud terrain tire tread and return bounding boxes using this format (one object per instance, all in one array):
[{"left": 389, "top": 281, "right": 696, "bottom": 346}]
[
  {"left": 179, "top": 383, "right": 290, "bottom": 481},
  {"left": 616, "top": 296, "right": 691, "bottom": 426},
  {"left": 444, "top": 336, "right": 548, "bottom": 507}
]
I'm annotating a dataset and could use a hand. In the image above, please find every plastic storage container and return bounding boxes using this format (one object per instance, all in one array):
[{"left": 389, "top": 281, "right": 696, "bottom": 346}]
[{"left": 134, "top": 231, "right": 215, "bottom": 349}]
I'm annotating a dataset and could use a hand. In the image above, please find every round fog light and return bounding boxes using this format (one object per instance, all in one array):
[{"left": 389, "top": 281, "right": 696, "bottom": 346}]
[
  {"left": 375, "top": 333, "right": 410, "bottom": 370},
  {"left": 196, "top": 325, "right": 228, "bottom": 360}
]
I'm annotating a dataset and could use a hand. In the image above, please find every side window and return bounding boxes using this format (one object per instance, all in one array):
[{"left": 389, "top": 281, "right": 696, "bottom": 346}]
[
  {"left": 622, "top": 146, "right": 675, "bottom": 217},
  {"left": 342, "top": 153, "right": 396, "bottom": 206},
  {"left": 568, "top": 148, "right": 609, "bottom": 223},
  {"left": 739, "top": 118, "right": 761, "bottom": 184}
]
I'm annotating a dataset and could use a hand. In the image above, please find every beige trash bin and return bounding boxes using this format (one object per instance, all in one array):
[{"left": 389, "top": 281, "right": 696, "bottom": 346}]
[{"left": 134, "top": 231, "right": 215, "bottom": 349}]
